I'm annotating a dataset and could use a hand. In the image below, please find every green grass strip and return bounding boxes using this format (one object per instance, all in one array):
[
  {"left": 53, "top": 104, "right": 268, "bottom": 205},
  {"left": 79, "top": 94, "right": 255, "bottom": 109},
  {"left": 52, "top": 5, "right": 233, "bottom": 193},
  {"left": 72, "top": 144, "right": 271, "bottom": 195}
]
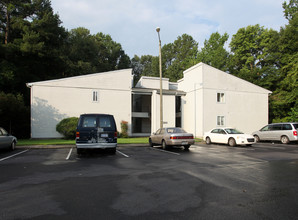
[{"left": 18, "top": 137, "right": 202, "bottom": 146}]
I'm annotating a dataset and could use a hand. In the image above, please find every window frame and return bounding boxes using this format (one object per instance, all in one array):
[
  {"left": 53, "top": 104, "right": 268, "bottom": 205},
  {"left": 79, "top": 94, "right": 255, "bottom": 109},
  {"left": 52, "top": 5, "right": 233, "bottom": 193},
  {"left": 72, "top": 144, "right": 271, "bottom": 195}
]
[
  {"left": 217, "top": 92, "right": 225, "bottom": 103},
  {"left": 92, "top": 90, "right": 99, "bottom": 103},
  {"left": 217, "top": 116, "right": 225, "bottom": 126}
]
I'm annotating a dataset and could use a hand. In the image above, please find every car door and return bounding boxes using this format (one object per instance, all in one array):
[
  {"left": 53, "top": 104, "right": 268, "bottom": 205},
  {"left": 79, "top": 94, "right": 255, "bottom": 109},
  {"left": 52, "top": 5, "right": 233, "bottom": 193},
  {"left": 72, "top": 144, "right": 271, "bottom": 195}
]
[
  {"left": 218, "top": 129, "right": 229, "bottom": 143},
  {"left": 269, "top": 124, "right": 282, "bottom": 141},
  {"left": 151, "top": 129, "right": 161, "bottom": 144},
  {"left": 156, "top": 128, "right": 165, "bottom": 144},
  {"left": 258, "top": 125, "right": 271, "bottom": 140},
  {"left": 0, "top": 128, "right": 11, "bottom": 149},
  {"left": 210, "top": 129, "right": 221, "bottom": 143}
]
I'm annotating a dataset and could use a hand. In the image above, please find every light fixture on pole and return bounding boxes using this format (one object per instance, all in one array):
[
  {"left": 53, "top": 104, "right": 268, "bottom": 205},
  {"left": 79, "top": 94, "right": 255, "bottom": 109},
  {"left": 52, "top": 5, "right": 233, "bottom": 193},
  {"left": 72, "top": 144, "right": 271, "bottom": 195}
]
[{"left": 156, "top": 27, "right": 163, "bottom": 129}]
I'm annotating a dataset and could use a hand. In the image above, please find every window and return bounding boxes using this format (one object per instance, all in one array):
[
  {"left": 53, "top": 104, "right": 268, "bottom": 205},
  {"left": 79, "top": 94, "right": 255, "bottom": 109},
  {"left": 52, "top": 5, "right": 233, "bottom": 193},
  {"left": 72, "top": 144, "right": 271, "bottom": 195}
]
[
  {"left": 99, "top": 116, "right": 112, "bottom": 128},
  {"left": 217, "top": 92, "right": 225, "bottom": 103},
  {"left": 219, "top": 129, "right": 226, "bottom": 134},
  {"left": 82, "top": 116, "right": 97, "bottom": 128},
  {"left": 282, "top": 124, "right": 292, "bottom": 130},
  {"left": 211, "top": 129, "right": 219, "bottom": 134},
  {"left": 92, "top": 91, "right": 99, "bottom": 102},
  {"left": 272, "top": 124, "right": 282, "bottom": 130},
  {"left": 217, "top": 116, "right": 225, "bottom": 126},
  {"left": 261, "top": 125, "right": 270, "bottom": 131}
]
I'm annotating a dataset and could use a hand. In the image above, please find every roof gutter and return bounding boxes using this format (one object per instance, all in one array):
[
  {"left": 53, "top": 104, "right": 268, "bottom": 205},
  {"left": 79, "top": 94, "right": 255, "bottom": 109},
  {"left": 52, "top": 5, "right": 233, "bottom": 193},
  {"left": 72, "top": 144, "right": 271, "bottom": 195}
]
[{"left": 26, "top": 83, "right": 33, "bottom": 88}]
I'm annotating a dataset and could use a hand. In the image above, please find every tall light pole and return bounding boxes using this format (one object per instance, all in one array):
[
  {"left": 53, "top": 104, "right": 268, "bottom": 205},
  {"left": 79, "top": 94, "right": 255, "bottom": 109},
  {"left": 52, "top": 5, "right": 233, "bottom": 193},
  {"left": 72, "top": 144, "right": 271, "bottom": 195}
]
[{"left": 156, "top": 27, "right": 163, "bottom": 129}]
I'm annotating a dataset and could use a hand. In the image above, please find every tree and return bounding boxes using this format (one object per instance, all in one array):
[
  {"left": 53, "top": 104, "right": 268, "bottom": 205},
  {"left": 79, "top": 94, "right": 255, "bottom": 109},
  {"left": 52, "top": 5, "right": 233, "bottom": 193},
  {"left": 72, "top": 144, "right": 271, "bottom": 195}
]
[
  {"left": 63, "top": 28, "right": 130, "bottom": 77},
  {"left": 131, "top": 55, "right": 159, "bottom": 85},
  {"left": 163, "top": 34, "right": 198, "bottom": 81},
  {"left": 283, "top": 0, "right": 298, "bottom": 21},
  {"left": 270, "top": 2, "right": 298, "bottom": 122},
  {"left": 197, "top": 32, "right": 229, "bottom": 72},
  {"left": 229, "top": 25, "right": 280, "bottom": 90},
  {"left": 0, "top": 0, "right": 67, "bottom": 97},
  {"left": 0, "top": 92, "right": 30, "bottom": 138}
]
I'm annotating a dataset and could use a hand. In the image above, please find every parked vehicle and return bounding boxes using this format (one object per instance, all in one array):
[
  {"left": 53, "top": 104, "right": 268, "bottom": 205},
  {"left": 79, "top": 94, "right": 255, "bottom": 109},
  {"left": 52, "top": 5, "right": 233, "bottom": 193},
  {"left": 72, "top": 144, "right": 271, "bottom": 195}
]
[
  {"left": 76, "top": 114, "right": 117, "bottom": 154},
  {"left": 252, "top": 122, "right": 298, "bottom": 144},
  {"left": 204, "top": 128, "right": 255, "bottom": 147},
  {"left": 0, "top": 127, "right": 17, "bottom": 150},
  {"left": 149, "top": 127, "right": 194, "bottom": 150}
]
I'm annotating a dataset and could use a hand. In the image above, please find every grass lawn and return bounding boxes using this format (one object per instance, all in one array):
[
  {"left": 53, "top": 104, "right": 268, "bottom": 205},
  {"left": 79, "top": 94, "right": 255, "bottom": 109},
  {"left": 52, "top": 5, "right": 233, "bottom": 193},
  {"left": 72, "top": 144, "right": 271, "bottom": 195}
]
[
  {"left": 18, "top": 137, "right": 149, "bottom": 146},
  {"left": 18, "top": 137, "right": 203, "bottom": 146}
]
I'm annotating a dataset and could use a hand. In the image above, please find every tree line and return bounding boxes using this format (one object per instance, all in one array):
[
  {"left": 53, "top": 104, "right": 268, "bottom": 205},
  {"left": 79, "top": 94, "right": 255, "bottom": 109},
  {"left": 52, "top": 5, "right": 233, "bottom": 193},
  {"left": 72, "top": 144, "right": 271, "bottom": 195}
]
[{"left": 0, "top": 0, "right": 297, "bottom": 138}]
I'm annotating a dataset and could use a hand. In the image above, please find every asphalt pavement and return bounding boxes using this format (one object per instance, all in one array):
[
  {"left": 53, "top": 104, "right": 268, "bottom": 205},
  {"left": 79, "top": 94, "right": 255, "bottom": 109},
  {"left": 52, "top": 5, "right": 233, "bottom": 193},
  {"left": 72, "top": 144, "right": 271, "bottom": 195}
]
[{"left": 1, "top": 142, "right": 298, "bottom": 220}]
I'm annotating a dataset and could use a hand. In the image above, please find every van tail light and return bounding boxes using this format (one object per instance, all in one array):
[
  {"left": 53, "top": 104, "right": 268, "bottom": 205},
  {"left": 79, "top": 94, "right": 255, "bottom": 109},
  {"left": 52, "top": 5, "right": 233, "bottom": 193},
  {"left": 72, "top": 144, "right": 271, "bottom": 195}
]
[
  {"left": 294, "top": 131, "right": 297, "bottom": 136},
  {"left": 76, "top": 132, "right": 80, "bottom": 138},
  {"left": 114, "top": 132, "right": 118, "bottom": 138}
]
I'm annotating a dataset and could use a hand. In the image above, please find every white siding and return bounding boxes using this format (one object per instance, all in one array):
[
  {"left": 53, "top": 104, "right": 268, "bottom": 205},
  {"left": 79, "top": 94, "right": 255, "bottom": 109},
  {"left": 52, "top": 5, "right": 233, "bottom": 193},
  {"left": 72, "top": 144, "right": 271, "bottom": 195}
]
[
  {"left": 151, "top": 92, "right": 175, "bottom": 133},
  {"left": 136, "top": 76, "right": 169, "bottom": 90},
  {"left": 179, "top": 63, "right": 271, "bottom": 138},
  {"left": 29, "top": 69, "right": 132, "bottom": 138}
]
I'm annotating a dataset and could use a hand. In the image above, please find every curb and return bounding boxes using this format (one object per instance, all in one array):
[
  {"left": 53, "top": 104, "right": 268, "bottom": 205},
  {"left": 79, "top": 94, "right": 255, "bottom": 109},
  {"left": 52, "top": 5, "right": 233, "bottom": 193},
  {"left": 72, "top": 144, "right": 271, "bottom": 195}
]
[{"left": 16, "top": 143, "right": 149, "bottom": 149}]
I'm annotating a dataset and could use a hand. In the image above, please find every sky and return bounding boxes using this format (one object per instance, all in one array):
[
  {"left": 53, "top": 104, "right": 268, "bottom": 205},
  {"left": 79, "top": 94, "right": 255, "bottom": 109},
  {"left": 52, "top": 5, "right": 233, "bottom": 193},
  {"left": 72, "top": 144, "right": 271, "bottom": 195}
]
[{"left": 50, "top": 0, "right": 288, "bottom": 58}]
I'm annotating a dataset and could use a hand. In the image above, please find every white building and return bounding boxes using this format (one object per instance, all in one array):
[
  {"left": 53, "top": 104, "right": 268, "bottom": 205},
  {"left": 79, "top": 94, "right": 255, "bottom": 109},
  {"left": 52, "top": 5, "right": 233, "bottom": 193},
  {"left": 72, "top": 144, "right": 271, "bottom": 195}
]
[{"left": 27, "top": 63, "right": 271, "bottom": 138}]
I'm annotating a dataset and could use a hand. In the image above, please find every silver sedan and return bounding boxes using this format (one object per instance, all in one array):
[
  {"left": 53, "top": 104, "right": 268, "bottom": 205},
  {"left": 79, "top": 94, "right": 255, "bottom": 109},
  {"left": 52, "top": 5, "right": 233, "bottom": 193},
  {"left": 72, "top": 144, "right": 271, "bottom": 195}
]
[
  {"left": 149, "top": 127, "right": 194, "bottom": 150},
  {"left": 0, "top": 127, "right": 17, "bottom": 150}
]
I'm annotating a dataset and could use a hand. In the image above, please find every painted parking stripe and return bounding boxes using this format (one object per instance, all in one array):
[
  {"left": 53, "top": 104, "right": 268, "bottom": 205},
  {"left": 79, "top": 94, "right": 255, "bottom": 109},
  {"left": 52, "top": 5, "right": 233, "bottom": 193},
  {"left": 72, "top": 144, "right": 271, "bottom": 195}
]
[
  {"left": 116, "top": 150, "right": 129, "bottom": 158},
  {"left": 149, "top": 147, "right": 180, "bottom": 155},
  {"left": 66, "top": 148, "right": 73, "bottom": 160},
  {"left": 0, "top": 149, "right": 29, "bottom": 162}
]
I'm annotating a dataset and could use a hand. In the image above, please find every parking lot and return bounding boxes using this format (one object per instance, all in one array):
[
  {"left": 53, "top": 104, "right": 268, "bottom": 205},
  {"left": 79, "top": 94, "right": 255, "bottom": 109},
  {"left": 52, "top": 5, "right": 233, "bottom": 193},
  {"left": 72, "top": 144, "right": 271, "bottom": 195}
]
[{"left": 1, "top": 142, "right": 298, "bottom": 220}]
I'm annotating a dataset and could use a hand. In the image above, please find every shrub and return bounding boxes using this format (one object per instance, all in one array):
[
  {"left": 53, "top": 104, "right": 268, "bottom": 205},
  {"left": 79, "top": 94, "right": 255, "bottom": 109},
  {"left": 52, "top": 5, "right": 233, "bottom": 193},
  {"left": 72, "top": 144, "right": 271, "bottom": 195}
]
[
  {"left": 120, "top": 120, "right": 128, "bottom": 138},
  {"left": 56, "top": 117, "right": 79, "bottom": 139}
]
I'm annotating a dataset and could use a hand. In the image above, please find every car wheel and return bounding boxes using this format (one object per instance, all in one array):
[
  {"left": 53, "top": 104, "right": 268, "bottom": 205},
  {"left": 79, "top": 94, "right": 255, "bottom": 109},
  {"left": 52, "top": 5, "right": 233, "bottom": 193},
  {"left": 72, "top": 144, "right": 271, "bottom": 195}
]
[
  {"left": 184, "top": 145, "right": 190, "bottom": 150},
  {"left": 110, "top": 148, "right": 116, "bottom": 154},
  {"left": 11, "top": 141, "right": 16, "bottom": 151},
  {"left": 162, "top": 140, "right": 168, "bottom": 150},
  {"left": 77, "top": 148, "right": 83, "bottom": 155},
  {"left": 281, "top": 135, "right": 289, "bottom": 144},
  {"left": 228, "top": 138, "right": 236, "bottom": 147},
  {"left": 206, "top": 137, "right": 211, "bottom": 145},
  {"left": 149, "top": 138, "right": 154, "bottom": 147},
  {"left": 254, "top": 135, "right": 260, "bottom": 142}
]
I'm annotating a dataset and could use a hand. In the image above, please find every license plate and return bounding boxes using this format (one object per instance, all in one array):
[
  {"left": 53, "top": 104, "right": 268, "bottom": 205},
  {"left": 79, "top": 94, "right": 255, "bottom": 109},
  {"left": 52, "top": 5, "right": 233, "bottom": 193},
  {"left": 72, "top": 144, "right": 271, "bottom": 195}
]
[{"left": 101, "top": 134, "right": 108, "bottom": 137}]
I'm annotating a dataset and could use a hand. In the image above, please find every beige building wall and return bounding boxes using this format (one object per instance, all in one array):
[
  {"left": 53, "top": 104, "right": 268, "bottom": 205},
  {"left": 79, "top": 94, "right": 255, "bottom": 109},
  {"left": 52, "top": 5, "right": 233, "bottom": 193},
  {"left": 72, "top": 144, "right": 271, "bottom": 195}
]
[
  {"left": 151, "top": 91, "right": 176, "bottom": 133},
  {"left": 28, "top": 69, "right": 132, "bottom": 138},
  {"left": 179, "top": 63, "right": 271, "bottom": 138}
]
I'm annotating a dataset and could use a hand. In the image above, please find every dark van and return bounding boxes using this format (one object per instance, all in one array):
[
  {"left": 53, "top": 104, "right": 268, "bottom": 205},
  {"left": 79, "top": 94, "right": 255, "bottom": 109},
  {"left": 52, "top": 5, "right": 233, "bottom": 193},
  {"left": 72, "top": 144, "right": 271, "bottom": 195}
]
[{"left": 76, "top": 114, "right": 117, "bottom": 154}]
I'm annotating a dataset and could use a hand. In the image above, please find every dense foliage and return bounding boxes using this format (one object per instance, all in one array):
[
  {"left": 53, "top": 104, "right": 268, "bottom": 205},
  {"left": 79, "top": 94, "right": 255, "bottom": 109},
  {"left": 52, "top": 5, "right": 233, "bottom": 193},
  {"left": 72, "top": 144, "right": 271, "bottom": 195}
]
[
  {"left": 0, "top": 0, "right": 297, "bottom": 138},
  {"left": 56, "top": 117, "right": 79, "bottom": 139},
  {"left": 133, "top": 0, "right": 298, "bottom": 123}
]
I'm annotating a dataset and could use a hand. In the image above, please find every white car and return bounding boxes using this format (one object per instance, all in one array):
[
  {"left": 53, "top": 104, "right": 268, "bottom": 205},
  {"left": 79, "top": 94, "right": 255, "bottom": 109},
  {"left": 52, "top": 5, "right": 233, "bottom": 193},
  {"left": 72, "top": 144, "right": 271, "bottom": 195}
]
[{"left": 204, "top": 128, "right": 255, "bottom": 147}]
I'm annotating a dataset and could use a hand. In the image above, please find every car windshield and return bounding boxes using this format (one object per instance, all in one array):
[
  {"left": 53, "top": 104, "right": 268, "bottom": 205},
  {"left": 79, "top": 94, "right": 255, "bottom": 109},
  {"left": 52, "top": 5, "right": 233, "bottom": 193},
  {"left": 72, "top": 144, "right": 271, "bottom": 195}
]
[
  {"left": 225, "top": 128, "right": 243, "bottom": 134},
  {"left": 166, "top": 128, "right": 186, "bottom": 133}
]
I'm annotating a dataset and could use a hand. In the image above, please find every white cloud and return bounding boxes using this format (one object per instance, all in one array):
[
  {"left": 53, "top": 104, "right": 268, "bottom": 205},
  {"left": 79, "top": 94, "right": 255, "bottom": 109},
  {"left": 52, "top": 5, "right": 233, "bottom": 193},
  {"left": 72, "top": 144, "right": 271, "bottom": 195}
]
[{"left": 51, "top": 0, "right": 287, "bottom": 57}]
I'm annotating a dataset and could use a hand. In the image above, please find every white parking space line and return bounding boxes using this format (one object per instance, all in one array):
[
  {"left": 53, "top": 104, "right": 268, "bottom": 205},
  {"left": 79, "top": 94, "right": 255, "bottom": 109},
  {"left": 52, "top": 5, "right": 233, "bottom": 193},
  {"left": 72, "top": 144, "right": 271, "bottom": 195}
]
[
  {"left": 66, "top": 148, "right": 73, "bottom": 160},
  {"left": 116, "top": 150, "right": 130, "bottom": 158},
  {"left": 0, "top": 149, "right": 29, "bottom": 162},
  {"left": 149, "top": 147, "right": 180, "bottom": 155}
]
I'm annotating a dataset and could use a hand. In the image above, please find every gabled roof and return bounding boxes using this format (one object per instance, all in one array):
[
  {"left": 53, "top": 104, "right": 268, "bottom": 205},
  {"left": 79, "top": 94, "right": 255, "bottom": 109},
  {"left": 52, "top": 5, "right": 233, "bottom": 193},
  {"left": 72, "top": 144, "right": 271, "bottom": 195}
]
[
  {"left": 182, "top": 62, "right": 272, "bottom": 94},
  {"left": 26, "top": 68, "right": 133, "bottom": 88}
]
